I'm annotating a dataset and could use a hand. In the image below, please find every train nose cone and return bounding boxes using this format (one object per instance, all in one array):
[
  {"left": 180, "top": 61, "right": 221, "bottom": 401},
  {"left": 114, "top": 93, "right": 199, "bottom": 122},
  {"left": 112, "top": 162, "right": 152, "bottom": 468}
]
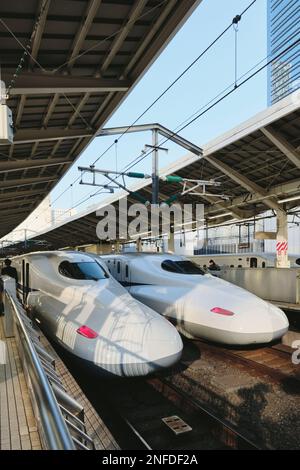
[
  {"left": 267, "top": 304, "right": 289, "bottom": 341},
  {"left": 144, "top": 317, "right": 183, "bottom": 370},
  {"left": 182, "top": 277, "right": 289, "bottom": 344},
  {"left": 89, "top": 310, "right": 183, "bottom": 377}
]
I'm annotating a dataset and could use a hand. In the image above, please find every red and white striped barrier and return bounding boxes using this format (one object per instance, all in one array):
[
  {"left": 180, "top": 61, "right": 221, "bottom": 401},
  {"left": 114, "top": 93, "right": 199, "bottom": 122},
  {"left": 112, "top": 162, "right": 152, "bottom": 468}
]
[{"left": 276, "top": 241, "right": 288, "bottom": 254}]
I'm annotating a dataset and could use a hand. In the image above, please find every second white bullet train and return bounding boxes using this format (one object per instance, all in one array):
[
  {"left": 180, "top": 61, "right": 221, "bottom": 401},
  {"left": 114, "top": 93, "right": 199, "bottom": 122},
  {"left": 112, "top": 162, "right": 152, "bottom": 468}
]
[
  {"left": 100, "top": 253, "right": 289, "bottom": 345},
  {"left": 11, "top": 251, "right": 183, "bottom": 377}
]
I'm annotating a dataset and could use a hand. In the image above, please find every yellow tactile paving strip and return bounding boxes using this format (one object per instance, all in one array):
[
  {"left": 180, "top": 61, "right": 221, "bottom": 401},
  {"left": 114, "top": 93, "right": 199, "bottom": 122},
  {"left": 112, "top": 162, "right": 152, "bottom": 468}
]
[{"left": 0, "top": 317, "right": 42, "bottom": 450}]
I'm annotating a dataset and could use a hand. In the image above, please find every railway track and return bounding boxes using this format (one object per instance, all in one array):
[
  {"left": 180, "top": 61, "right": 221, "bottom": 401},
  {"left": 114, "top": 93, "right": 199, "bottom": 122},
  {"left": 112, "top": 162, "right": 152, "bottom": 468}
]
[
  {"left": 94, "top": 375, "right": 260, "bottom": 450},
  {"left": 49, "top": 335, "right": 299, "bottom": 451},
  {"left": 53, "top": 346, "right": 262, "bottom": 450},
  {"left": 193, "top": 340, "right": 300, "bottom": 389}
]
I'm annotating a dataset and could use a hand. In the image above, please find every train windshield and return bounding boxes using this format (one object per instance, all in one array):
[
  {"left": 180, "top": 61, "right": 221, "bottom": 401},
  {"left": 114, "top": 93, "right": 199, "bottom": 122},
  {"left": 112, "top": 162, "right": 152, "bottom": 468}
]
[
  {"left": 161, "top": 260, "right": 205, "bottom": 275},
  {"left": 59, "top": 261, "right": 108, "bottom": 280}
]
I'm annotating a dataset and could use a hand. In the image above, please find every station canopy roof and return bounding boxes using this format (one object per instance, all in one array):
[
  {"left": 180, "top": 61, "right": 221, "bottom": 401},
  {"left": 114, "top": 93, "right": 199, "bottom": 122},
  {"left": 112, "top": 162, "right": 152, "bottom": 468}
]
[
  {"left": 23, "top": 90, "right": 300, "bottom": 250},
  {"left": 0, "top": 0, "right": 201, "bottom": 238}
]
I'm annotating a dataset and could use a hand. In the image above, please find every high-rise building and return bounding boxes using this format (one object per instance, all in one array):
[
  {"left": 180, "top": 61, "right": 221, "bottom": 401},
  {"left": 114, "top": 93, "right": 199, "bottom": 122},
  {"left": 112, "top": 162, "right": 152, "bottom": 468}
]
[{"left": 268, "top": 0, "right": 300, "bottom": 105}]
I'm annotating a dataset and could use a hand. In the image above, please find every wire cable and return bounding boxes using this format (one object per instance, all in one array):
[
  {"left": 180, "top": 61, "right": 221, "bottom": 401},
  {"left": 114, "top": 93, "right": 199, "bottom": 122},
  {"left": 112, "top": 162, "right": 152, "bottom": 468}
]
[
  {"left": 70, "top": 36, "right": 300, "bottom": 212},
  {"left": 39, "top": 0, "right": 258, "bottom": 213}
]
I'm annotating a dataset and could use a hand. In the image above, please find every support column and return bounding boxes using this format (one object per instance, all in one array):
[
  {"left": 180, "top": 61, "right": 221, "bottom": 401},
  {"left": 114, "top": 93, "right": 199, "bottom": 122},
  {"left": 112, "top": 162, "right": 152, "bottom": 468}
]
[
  {"left": 136, "top": 237, "right": 142, "bottom": 252},
  {"left": 276, "top": 210, "right": 290, "bottom": 268},
  {"left": 152, "top": 129, "right": 159, "bottom": 206},
  {"left": 168, "top": 228, "right": 175, "bottom": 253}
]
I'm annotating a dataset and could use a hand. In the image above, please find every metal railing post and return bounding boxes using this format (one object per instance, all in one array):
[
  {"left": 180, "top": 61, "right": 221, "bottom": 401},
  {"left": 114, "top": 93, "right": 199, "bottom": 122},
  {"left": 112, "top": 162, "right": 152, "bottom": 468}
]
[{"left": 4, "top": 288, "right": 76, "bottom": 450}]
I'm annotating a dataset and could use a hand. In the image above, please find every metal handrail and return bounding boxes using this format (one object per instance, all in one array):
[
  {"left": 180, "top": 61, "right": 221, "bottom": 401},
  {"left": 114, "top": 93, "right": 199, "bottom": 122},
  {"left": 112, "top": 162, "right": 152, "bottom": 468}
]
[{"left": 5, "top": 289, "right": 76, "bottom": 450}]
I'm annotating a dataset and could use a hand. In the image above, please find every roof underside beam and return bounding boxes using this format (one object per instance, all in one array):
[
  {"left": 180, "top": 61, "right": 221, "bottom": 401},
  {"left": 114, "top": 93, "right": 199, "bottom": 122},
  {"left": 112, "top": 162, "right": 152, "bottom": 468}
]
[
  {"left": 122, "top": 0, "right": 178, "bottom": 78},
  {"left": 29, "top": 0, "right": 51, "bottom": 68},
  {"left": 67, "top": 0, "right": 103, "bottom": 71},
  {"left": 203, "top": 154, "right": 283, "bottom": 212},
  {"left": 3, "top": 72, "right": 131, "bottom": 95},
  {"left": 0, "top": 175, "right": 57, "bottom": 190},
  {"left": 0, "top": 188, "right": 44, "bottom": 201},
  {"left": 261, "top": 126, "right": 300, "bottom": 170},
  {"left": 0, "top": 207, "right": 34, "bottom": 219},
  {"left": 205, "top": 178, "right": 300, "bottom": 216},
  {"left": 199, "top": 194, "right": 252, "bottom": 219},
  {"left": 99, "top": 0, "right": 148, "bottom": 76},
  {"left": 0, "top": 157, "right": 72, "bottom": 173},
  {"left": 0, "top": 198, "right": 36, "bottom": 210},
  {"left": 6, "top": 128, "right": 92, "bottom": 145}
]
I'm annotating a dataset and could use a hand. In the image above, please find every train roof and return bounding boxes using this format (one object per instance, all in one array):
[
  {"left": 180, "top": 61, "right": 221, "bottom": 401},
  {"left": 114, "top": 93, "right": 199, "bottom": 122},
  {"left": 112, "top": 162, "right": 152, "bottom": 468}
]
[
  {"left": 101, "top": 252, "right": 186, "bottom": 263},
  {"left": 12, "top": 250, "right": 96, "bottom": 262}
]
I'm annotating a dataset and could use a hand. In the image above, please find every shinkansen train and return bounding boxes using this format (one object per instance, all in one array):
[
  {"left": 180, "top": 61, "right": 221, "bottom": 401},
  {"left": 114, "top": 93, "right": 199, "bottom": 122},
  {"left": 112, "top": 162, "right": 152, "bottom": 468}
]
[
  {"left": 190, "top": 253, "right": 300, "bottom": 269},
  {"left": 99, "top": 253, "right": 289, "bottom": 345},
  {"left": 9, "top": 251, "right": 183, "bottom": 377}
]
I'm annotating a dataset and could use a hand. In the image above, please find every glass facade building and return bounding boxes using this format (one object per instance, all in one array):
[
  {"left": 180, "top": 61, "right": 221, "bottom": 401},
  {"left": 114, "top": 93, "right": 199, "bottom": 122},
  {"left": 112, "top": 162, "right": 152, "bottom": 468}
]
[{"left": 268, "top": 0, "right": 300, "bottom": 105}]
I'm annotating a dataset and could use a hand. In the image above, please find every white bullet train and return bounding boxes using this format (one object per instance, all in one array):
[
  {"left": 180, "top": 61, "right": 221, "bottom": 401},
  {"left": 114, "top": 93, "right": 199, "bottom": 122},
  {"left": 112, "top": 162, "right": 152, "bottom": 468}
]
[
  {"left": 99, "top": 253, "right": 289, "bottom": 345},
  {"left": 11, "top": 251, "right": 183, "bottom": 377}
]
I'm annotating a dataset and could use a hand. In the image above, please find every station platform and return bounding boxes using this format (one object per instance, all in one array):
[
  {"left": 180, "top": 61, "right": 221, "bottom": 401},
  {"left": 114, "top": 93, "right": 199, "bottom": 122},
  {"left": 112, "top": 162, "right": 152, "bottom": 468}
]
[
  {"left": 272, "top": 301, "right": 300, "bottom": 312},
  {"left": 0, "top": 317, "right": 42, "bottom": 450},
  {"left": 0, "top": 314, "right": 120, "bottom": 451},
  {"left": 39, "top": 331, "right": 119, "bottom": 451}
]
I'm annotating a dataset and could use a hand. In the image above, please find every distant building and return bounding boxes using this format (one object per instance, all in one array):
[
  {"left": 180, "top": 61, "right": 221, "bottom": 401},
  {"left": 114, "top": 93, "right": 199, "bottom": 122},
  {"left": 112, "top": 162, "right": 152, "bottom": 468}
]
[
  {"left": 268, "top": 0, "right": 300, "bottom": 105},
  {"left": 5, "top": 196, "right": 77, "bottom": 244}
]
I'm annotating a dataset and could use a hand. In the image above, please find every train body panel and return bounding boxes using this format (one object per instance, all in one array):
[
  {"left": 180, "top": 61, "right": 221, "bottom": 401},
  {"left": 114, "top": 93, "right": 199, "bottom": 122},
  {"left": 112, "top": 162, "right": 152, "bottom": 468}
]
[
  {"left": 12, "top": 251, "right": 182, "bottom": 377},
  {"left": 100, "top": 253, "right": 289, "bottom": 345}
]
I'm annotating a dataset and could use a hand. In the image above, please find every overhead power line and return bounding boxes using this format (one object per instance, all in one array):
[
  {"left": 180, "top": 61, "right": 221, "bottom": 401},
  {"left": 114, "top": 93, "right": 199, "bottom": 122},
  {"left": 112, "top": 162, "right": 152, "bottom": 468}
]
[
  {"left": 67, "top": 36, "right": 300, "bottom": 215},
  {"left": 42, "top": 0, "right": 258, "bottom": 216}
]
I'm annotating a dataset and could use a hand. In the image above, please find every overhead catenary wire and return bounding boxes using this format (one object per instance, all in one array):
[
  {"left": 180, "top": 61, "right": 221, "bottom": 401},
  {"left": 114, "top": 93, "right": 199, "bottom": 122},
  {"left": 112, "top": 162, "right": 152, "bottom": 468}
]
[
  {"left": 94, "top": 1, "right": 257, "bottom": 147},
  {"left": 52, "top": 35, "right": 300, "bottom": 224},
  {"left": 27, "top": 34, "right": 300, "bottom": 230},
  {"left": 1, "top": 0, "right": 261, "bottom": 237},
  {"left": 0, "top": 0, "right": 51, "bottom": 96},
  {"left": 0, "top": 0, "right": 171, "bottom": 164},
  {"left": 52, "top": 0, "right": 170, "bottom": 73},
  {"left": 34, "top": 0, "right": 258, "bottom": 219},
  {"left": 4, "top": 0, "right": 267, "bottom": 232}
]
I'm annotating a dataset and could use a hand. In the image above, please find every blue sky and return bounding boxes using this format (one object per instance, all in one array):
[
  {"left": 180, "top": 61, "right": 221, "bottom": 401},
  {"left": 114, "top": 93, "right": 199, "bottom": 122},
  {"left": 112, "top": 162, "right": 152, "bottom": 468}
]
[{"left": 39, "top": 0, "right": 268, "bottom": 218}]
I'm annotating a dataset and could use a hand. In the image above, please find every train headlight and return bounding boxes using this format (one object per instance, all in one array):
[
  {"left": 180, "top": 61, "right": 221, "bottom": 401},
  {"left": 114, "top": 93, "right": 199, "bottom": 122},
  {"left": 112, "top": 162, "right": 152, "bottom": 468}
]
[
  {"left": 210, "top": 307, "right": 235, "bottom": 316},
  {"left": 76, "top": 325, "right": 98, "bottom": 339}
]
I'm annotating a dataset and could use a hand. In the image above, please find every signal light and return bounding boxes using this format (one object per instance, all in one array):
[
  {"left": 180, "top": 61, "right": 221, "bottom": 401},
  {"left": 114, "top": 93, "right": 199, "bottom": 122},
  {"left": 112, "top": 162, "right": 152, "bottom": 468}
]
[
  {"left": 210, "top": 307, "right": 235, "bottom": 316},
  {"left": 76, "top": 325, "right": 98, "bottom": 339}
]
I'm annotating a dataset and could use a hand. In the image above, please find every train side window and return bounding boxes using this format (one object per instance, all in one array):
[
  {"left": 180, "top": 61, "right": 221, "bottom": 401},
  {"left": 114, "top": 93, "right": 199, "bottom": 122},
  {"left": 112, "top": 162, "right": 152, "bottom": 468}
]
[
  {"left": 117, "top": 261, "right": 121, "bottom": 274},
  {"left": 59, "top": 261, "right": 108, "bottom": 280},
  {"left": 125, "top": 265, "right": 129, "bottom": 278},
  {"left": 161, "top": 260, "right": 205, "bottom": 275}
]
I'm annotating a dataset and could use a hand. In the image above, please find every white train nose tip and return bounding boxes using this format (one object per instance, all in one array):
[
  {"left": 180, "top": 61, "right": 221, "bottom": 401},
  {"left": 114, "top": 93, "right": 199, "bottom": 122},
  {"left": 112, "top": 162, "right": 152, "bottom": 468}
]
[
  {"left": 89, "top": 316, "right": 183, "bottom": 377},
  {"left": 269, "top": 305, "right": 289, "bottom": 340},
  {"left": 144, "top": 318, "right": 183, "bottom": 366}
]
